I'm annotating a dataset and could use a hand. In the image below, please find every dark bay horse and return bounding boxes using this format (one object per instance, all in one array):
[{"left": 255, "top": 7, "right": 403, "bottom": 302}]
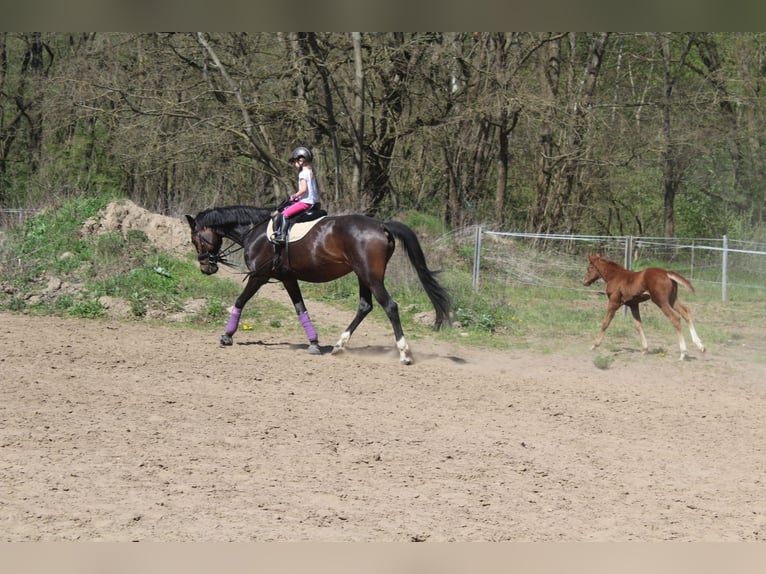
[
  {"left": 582, "top": 253, "right": 705, "bottom": 359},
  {"left": 185, "top": 205, "right": 451, "bottom": 364}
]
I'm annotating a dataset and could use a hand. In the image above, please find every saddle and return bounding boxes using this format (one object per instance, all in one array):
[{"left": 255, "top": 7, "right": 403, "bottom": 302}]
[{"left": 268, "top": 203, "right": 328, "bottom": 244}]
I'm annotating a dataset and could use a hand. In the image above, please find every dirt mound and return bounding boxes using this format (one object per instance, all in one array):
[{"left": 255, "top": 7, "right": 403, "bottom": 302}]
[{"left": 81, "top": 200, "right": 190, "bottom": 256}]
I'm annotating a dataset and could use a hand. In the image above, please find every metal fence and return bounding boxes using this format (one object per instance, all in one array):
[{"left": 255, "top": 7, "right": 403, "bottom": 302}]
[
  {"left": 471, "top": 228, "right": 766, "bottom": 302},
  {"left": 0, "top": 208, "right": 39, "bottom": 229},
  {"left": 0, "top": 209, "right": 40, "bottom": 249}
]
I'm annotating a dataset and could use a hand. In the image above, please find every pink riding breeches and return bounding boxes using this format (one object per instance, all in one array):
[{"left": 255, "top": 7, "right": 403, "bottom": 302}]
[{"left": 282, "top": 201, "right": 311, "bottom": 218}]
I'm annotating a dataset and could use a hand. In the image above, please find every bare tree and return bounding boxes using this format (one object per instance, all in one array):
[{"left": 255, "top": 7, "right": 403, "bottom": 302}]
[
  {"left": 350, "top": 32, "right": 364, "bottom": 205},
  {"left": 529, "top": 32, "right": 610, "bottom": 234},
  {"left": 658, "top": 32, "right": 694, "bottom": 237}
]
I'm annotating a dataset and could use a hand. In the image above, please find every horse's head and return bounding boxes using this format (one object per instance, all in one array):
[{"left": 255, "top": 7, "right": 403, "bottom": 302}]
[
  {"left": 186, "top": 215, "right": 222, "bottom": 275},
  {"left": 582, "top": 254, "right": 603, "bottom": 286}
]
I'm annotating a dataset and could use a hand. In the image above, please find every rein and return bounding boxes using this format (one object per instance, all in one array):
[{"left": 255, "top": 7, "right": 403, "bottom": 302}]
[{"left": 213, "top": 241, "right": 243, "bottom": 268}]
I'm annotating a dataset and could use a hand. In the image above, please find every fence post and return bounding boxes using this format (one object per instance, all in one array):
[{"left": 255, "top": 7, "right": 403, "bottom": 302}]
[
  {"left": 690, "top": 239, "right": 695, "bottom": 279},
  {"left": 622, "top": 236, "right": 633, "bottom": 317},
  {"left": 472, "top": 225, "right": 482, "bottom": 290},
  {"left": 721, "top": 235, "right": 729, "bottom": 303}
]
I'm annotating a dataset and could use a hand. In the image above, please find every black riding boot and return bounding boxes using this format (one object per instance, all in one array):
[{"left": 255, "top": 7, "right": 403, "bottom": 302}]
[{"left": 271, "top": 213, "right": 286, "bottom": 244}]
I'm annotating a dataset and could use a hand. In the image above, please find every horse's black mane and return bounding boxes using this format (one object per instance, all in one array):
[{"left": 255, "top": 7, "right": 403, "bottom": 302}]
[{"left": 195, "top": 205, "right": 273, "bottom": 228}]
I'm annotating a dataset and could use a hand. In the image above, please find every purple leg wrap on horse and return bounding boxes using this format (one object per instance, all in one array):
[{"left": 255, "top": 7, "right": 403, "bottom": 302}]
[
  {"left": 225, "top": 306, "right": 242, "bottom": 336},
  {"left": 299, "top": 311, "right": 318, "bottom": 342}
]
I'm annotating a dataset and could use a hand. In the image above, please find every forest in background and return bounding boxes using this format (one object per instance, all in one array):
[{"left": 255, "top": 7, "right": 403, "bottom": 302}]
[{"left": 1, "top": 32, "right": 765, "bottom": 239}]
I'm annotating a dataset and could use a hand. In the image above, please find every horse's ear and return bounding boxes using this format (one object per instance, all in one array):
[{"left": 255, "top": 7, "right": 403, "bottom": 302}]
[{"left": 185, "top": 215, "right": 196, "bottom": 230}]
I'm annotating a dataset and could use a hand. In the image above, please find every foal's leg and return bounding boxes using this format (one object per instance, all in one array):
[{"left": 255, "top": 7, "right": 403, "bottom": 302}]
[
  {"left": 592, "top": 299, "right": 621, "bottom": 350},
  {"left": 282, "top": 277, "right": 321, "bottom": 355},
  {"left": 655, "top": 300, "right": 688, "bottom": 360},
  {"left": 220, "top": 274, "right": 267, "bottom": 346},
  {"left": 331, "top": 280, "right": 373, "bottom": 356},
  {"left": 673, "top": 300, "right": 706, "bottom": 353},
  {"left": 627, "top": 302, "right": 649, "bottom": 353}
]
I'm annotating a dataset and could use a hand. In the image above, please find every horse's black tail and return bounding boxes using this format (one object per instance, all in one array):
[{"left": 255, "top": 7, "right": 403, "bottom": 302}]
[{"left": 383, "top": 220, "right": 452, "bottom": 330}]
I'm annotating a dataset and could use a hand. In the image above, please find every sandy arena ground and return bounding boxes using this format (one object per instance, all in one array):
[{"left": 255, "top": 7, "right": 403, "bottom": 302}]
[
  {"left": 2, "top": 290, "right": 765, "bottom": 541},
  {"left": 1, "top": 201, "right": 765, "bottom": 541}
]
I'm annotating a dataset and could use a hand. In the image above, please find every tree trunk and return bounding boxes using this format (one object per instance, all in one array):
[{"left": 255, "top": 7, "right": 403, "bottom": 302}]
[
  {"left": 658, "top": 33, "right": 693, "bottom": 237},
  {"left": 350, "top": 32, "right": 364, "bottom": 206},
  {"left": 304, "top": 33, "right": 343, "bottom": 207},
  {"left": 565, "top": 32, "right": 609, "bottom": 232},
  {"left": 529, "top": 35, "right": 561, "bottom": 234}
]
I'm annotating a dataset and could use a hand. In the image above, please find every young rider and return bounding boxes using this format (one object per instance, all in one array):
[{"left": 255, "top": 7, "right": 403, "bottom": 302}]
[{"left": 271, "top": 146, "right": 320, "bottom": 244}]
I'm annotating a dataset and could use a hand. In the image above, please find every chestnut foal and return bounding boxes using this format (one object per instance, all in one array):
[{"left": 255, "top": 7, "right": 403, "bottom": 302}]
[{"left": 583, "top": 254, "right": 705, "bottom": 360}]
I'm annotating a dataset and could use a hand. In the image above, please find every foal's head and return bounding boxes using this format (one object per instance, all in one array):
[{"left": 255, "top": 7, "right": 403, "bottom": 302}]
[
  {"left": 582, "top": 254, "right": 604, "bottom": 286},
  {"left": 186, "top": 215, "right": 222, "bottom": 275}
]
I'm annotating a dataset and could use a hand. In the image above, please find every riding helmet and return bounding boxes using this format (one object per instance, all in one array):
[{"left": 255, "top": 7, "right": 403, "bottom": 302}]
[{"left": 289, "top": 146, "right": 313, "bottom": 163}]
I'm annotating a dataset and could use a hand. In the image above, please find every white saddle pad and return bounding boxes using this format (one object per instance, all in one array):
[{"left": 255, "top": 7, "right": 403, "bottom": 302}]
[{"left": 268, "top": 216, "right": 326, "bottom": 243}]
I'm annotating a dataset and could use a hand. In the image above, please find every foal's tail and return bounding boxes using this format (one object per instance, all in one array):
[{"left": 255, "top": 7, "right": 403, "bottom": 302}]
[
  {"left": 384, "top": 221, "right": 452, "bottom": 330},
  {"left": 667, "top": 271, "right": 695, "bottom": 293}
]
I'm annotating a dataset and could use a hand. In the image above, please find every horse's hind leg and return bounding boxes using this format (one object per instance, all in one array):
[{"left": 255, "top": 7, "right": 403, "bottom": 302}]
[
  {"left": 627, "top": 303, "right": 649, "bottom": 353},
  {"left": 357, "top": 279, "right": 412, "bottom": 364},
  {"left": 331, "top": 281, "right": 373, "bottom": 356},
  {"left": 656, "top": 301, "right": 688, "bottom": 360},
  {"left": 332, "top": 279, "right": 412, "bottom": 364},
  {"left": 371, "top": 283, "right": 412, "bottom": 365},
  {"left": 674, "top": 300, "right": 705, "bottom": 354}
]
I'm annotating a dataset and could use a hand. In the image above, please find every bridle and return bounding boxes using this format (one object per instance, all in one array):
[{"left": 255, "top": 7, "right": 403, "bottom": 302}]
[{"left": 194, "top": 226, "right": 241, "bottom": 268}]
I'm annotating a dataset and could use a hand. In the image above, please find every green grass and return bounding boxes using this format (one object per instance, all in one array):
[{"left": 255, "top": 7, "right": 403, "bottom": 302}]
[{"left": 0, "top": 198, "right": 288, "bottom": 329}]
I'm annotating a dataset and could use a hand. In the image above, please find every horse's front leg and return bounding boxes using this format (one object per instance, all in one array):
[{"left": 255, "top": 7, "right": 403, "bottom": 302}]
[
  {"left": 593, "top": 299, "right": 620, "bottom": 350},
  {"left": 220, "top": 274, "right": 266, "bottom": 346},
  {"left": 282, "top": 278, "right": 321, "bottom": 355}
]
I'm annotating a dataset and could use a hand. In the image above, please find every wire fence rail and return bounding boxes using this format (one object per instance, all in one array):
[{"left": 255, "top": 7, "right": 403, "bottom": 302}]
[
  {"left": 0, "top": 209, "right": 40, "bottom": 249},
  {"left": 471, "top": 227, "right": 766, "bottom": 302},
  {"left": 0, "top": 208, "right": 40, "bottom": 228}
]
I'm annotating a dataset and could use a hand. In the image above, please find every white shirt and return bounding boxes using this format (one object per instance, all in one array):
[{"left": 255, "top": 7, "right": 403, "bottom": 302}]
[{"left": 298, "top": 167, "right": 319, "bottom": 205}]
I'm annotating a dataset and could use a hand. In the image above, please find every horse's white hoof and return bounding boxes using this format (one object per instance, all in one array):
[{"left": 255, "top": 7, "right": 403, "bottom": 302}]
[{"left": 330, "top": 345, "right": 344, "bottom": 355}]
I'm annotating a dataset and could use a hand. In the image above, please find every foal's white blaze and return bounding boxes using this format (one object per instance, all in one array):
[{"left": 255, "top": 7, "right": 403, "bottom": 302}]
[{"left": 397, "top": 336, "right": 412, "bottom": 365}]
